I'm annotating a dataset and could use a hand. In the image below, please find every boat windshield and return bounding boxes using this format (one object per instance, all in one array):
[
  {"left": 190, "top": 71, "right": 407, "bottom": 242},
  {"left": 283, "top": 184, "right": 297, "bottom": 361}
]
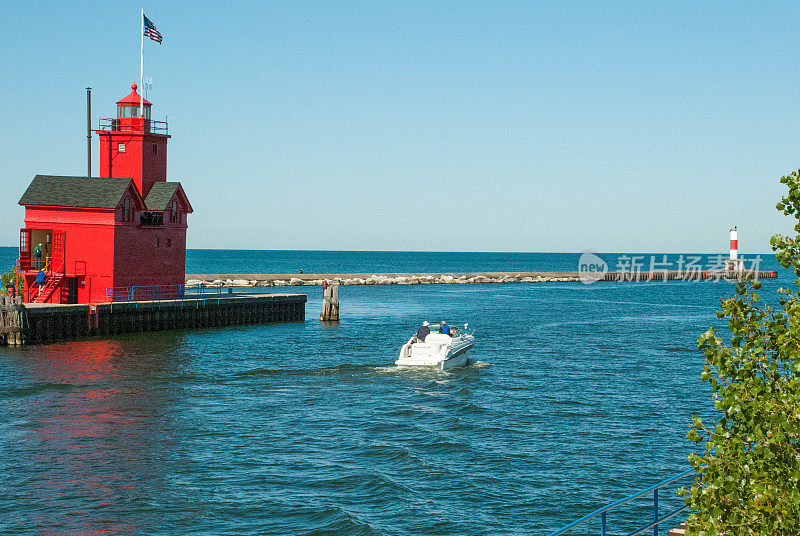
[
  {"left": 415, "top": 323, "right": 465, "bottom": 337},
  {"left": 419, "top": 324, "right": 460, "bottom": 336}
]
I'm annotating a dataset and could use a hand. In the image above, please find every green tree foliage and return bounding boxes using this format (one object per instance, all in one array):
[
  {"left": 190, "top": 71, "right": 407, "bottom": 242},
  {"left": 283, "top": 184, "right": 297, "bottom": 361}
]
[
  {"left": 0, "top": 265, "right": 21, "bottom": 297},
  {"left": 684, "top": 171, "right": 800, "bottom": 535}
]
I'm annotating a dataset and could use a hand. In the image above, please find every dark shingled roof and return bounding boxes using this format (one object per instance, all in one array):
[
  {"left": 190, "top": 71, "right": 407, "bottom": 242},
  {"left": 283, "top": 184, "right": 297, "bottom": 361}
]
[
  {"left": 18, "top": 175, "right": 133, "bottom": 209},
  {"left": 144, "top": 182, "right": 180, "bottom": 211}
]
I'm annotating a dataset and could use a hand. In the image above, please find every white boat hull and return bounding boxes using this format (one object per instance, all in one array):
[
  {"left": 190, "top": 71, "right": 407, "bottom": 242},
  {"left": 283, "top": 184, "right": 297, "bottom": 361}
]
[
  {"left": 396, "top": 332, "right": 474, "bottom": 371},
  {"left": 439, "top": 344, "right": 471, "bottom": 370}
]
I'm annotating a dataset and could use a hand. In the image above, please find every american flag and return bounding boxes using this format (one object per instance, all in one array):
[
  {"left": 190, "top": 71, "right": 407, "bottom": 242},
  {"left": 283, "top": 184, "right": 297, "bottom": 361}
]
[{"left": 143, "top": 14, "right": 162, "bottom": 44}]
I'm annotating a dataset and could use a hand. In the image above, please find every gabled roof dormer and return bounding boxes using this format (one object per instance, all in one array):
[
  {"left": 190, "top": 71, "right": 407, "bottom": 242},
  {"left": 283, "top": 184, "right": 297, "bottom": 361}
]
[
  {"left": 116, "top": 182, "right": 146, "bottom": 223},
  {"left": 144, "top": 182, "right": 193, "bottom": 213}
]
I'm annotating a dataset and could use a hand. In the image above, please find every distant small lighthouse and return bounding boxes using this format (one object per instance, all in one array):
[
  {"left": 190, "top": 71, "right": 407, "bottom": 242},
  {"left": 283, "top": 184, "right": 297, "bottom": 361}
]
[{"left": 725, "top": 226, "right": 744, "bottom": 271}]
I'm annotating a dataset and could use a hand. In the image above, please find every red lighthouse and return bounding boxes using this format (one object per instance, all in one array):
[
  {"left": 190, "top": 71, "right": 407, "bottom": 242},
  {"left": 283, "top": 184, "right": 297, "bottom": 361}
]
[
  {"left": 97, "top": 84, "right": 168, "bottom": 198},
  {"left": 17, "top": 84, "right": 192, "bottom": 304}
]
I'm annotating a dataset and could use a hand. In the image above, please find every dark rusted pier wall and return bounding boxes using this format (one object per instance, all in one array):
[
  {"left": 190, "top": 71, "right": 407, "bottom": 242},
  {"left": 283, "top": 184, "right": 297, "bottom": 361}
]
[{"left": 0, "top": 293, "right": 306, "bottom": 346}]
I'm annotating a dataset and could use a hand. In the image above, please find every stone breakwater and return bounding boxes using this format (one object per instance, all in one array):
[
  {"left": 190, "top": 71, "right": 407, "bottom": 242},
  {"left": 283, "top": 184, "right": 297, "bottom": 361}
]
[
  {"left": 185, "top": 270, "right": 778, "bottom": 287},
  {"left": 185, "top": 272, "right": 580, "bottom": 287}
]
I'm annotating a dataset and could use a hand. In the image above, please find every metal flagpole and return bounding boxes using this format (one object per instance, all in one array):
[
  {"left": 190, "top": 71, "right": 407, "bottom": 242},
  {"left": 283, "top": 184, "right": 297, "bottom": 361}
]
[
  {"left": 86, "top": 88, "right": 91, "bottom": 177},
  {"left": 140, "top": 8, "right": 144, "bottom": 119}
]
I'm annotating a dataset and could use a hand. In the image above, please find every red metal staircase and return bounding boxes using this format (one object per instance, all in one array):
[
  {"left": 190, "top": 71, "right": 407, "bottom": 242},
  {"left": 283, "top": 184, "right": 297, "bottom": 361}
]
[
  {"left": 32, "top": 232, "right": 65, "bottom": 304},
  {"left": 33, "top": 271, "right": 65, "bottom": 303}
]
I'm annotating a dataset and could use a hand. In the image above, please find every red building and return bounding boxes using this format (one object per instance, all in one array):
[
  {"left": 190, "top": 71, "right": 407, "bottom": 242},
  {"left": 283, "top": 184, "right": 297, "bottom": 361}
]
[{"left": 17, "top": 84, "right": 192, "bottom": 304}]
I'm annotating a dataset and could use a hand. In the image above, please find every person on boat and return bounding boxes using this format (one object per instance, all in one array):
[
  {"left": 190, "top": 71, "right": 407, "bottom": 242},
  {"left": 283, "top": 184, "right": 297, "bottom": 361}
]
[
  {"left": 440, "top": 321, "right": 451, "bottom": 335},
  {"left": 415, "top": 321, "right": 430, "bottom": 342}
]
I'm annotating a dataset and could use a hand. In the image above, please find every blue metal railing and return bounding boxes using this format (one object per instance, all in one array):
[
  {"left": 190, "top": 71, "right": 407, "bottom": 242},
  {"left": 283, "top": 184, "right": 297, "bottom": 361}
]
[
  {"left": 105, "top": 283, "right": 229, "bottom": 303},
  {"left": 106, "top": 284, "right": 183, "bottom": 302},
  {"left": 547, "top": 469, "right": 695, "bottom": 536}
]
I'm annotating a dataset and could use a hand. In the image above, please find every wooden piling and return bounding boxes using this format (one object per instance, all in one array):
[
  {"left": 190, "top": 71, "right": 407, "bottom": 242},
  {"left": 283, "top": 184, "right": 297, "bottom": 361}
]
[
  {"left": 0, "top": 295, "right": 25, "bottom": 346},
  {"left": 320, "top": 282, "right": 340, "bottom": 322},
  {"left": 0, "top": 295, "right": 5, "bottom": 346}
]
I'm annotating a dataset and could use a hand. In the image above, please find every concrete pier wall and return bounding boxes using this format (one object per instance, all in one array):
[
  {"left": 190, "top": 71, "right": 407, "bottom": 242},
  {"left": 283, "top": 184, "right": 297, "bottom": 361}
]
[{"left": 0, "top": 293, "right": 306, "bottom": 346}]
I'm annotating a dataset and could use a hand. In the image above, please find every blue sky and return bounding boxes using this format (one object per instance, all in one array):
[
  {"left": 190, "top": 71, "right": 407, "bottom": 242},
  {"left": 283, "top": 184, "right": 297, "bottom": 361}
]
[{"left": 2, "top": 1, "right": 799, "bottom": 252}]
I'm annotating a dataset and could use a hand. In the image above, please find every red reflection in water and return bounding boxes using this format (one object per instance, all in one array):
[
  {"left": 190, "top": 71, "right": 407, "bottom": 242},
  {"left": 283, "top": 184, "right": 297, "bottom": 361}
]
[{"left": 19, "top": 338, "right": 167, "bottom": 535}]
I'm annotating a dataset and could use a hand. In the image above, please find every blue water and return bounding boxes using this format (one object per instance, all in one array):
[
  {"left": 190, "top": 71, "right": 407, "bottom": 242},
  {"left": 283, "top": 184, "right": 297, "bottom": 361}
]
[
  {"left": 0, "top": 246, "right": 782, "bottom": 276},
  {"left": 184, "top": 249, "right": 782, "bottom": 276},
  {"left": 0, "top": 248, "right": 791, "bottom": 535}
]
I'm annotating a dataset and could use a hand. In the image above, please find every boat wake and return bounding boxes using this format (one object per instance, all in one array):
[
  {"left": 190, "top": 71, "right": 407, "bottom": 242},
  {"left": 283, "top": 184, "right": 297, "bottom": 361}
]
[
  {"left": 234, "top": 359, "right": 492, "bottom": 379},
  {"left": 236, "top": 363, "right": 384, "bottom": 378},
  {"left": 383, "top": 358, "right": 491, "bottom": 375}
]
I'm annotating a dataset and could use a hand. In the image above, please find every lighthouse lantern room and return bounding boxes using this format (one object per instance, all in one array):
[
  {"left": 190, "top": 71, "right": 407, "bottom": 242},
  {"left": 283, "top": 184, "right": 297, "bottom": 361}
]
[{"left": 16, "top": 84, "right": 192, "bottom": 304}]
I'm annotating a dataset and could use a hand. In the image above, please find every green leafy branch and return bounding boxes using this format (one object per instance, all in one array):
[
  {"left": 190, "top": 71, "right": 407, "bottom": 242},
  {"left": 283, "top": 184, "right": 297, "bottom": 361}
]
[{"left": 683, "top": 170, "right": 800, "bottom": 536}]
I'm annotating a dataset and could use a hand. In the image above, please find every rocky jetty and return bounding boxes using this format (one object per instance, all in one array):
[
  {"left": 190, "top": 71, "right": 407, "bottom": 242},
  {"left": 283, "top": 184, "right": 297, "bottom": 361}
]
[
  {"left": 184, "top": 272, "right": 581, "bottom": 288},
  {"left": 184, "top": 269, "right": 778, "bottom": 288}
]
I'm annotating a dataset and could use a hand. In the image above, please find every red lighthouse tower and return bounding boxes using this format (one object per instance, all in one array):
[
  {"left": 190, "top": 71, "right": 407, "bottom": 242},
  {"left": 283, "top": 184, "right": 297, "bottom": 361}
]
[
  {"left": 16, "top": 84, "right": 192, "bottom": 304},
  {"left": 97, "top": 83, "right": 168, "bottom": 198}
]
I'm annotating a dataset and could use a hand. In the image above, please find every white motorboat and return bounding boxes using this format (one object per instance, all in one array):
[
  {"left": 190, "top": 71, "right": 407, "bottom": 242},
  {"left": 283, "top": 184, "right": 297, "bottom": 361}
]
[{"left": 396, "top": 323, "right": 475, "bottom": 370}]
